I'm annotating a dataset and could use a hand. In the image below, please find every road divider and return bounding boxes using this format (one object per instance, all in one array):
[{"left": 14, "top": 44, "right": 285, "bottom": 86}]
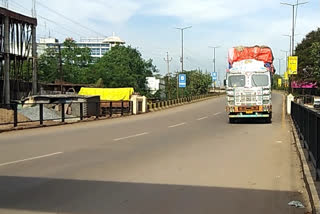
[
  {"left": 168, "top": 122, "right": 186, "bottom": 128},
  {"left": 113, "top": 132, "right": 149, "bottom": 141},
  {"left": 197, "top": 116, "right": 208, "bottom": 121},
  {"left": 0, "top": 152, "right": 63, "bottom": 167}
]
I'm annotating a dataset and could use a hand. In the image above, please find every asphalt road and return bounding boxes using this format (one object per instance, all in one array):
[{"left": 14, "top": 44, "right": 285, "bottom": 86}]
[{"left": 0, "top": 93, "right": 307, "bottom": 214}]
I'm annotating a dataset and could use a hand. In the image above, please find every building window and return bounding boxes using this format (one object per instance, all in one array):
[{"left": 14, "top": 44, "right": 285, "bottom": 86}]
[
  {"left": 91, "top": 48, "right": 100, "bottom": 56},
  {"left": 101, "top": 44, "right": 110, "bottom": 47},
  {"left": 101, "top": 48, "right": 109, "bottom": 55}
]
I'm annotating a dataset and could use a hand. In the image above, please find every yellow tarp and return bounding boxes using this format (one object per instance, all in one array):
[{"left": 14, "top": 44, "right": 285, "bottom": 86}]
[{"left": 79, "top": 88, "right": 134, "bottom": 101}]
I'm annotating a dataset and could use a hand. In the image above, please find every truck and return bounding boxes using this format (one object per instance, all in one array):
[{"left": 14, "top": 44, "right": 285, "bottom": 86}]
[{"left": 226, "top": 46, "right": 274, "bottom": 123}]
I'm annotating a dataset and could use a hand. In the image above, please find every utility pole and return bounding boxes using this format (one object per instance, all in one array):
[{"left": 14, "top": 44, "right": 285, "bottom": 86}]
[
  {"left": 281, "top": 1, "right": 308, "bottom": 55},
  {"left": 282, "top": 35, "right": 292, "bottom": 56},
  {"left": 276, "top": 58, "right": 283, "bottom": 76},
  {"left": 164, "top": 52, "right": 172, "bottom": 99},
  {"left": 2, "top": 0, "right": 8, "bottom": 8},
  {"left": 31, "top": 0, "right": 36, "bottom": 17},
  {"left": 176, "top": 26, "right": 192, "bottom": 99},
  {"left": 209, "top": 46, "right": 220, "bottom": 89},
  {"left": 58, "top": 44, "right": 63, "bottom": 93},
  {"left": 281, "top": 50, "right": 289, "bottom": 75}
]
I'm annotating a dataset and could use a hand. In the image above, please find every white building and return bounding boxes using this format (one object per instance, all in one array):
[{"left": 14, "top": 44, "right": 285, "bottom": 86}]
[
  {"left": 37, "top": 37, "right": 59, "bottom": 56},
  {"left": 37, "top": 33, "right": 125, "bottom": 59}
]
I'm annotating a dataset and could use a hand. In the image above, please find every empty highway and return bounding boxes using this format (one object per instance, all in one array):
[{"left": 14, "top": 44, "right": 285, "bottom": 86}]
[{"left": 0, "top": 93, "right": 307, "bottom": 214}]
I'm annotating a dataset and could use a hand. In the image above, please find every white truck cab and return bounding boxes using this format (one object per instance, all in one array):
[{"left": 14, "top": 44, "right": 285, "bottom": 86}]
[{"left": 226, "top": 59, "right": 272, "bottom": 123}]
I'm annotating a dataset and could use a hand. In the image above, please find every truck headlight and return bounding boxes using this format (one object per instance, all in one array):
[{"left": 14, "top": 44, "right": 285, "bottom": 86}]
[
  {"left": 263, "top": 96, "right": 270, "bottom": 100},
  {"left": 263, "top": 90, "right": 270, "bottom": 94},
  {"left": 227, "top": 91, "right": 234, "bottom": 96}
]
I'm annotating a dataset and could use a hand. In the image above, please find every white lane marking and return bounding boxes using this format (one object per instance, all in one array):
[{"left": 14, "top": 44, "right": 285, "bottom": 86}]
[
  {"left": 213, "top": 112, "right": 222, "bottom": 116},
  {"left": 114, "top": 132, "right": 149, "bottom": 141},
  {"left": 168, "top": 122, "right": 186, "bottom": 128},
  {"left": 197, "top": 116, "right": 208, "bottom": 121},
  {"left": 0, "top": 152, "right": 63, "bottom": 167}
]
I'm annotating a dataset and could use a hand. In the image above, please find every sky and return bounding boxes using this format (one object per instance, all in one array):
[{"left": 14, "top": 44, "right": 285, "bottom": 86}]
[{"left": 8, "top": 0, "right": 320, "bottom": 85}]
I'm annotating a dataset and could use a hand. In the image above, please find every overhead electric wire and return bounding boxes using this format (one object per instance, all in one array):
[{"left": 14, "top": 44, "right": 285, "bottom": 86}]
[
  {"left": 10, "top": 0, "right": 89, "bottom": 38},
  {"left": 36, "top": 0, "right": 104, "bottom": 37}
]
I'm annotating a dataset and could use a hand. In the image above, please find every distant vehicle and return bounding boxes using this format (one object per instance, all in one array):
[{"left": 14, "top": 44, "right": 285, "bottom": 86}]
[
  {"left": 314, "top": 97, "right": 320, "bottom": 109},
  {"left": 226, "top": 46, "right": 274, "bottom": 123}
]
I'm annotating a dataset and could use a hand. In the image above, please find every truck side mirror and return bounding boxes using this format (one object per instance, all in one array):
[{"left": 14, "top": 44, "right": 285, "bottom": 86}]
[{"left": 224, "top": 79, "right": 226, "bottom": 86}]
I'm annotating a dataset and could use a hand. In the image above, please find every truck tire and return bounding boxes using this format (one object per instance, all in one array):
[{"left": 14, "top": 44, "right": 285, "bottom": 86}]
[{"left": 265, "top": 113, "right": 272, "bottom": 123}]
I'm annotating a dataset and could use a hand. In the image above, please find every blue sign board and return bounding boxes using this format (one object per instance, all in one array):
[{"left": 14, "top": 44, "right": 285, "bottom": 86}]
[
  {"left": 211, "top": 72, "right": 217, "bottom": 81},
  {"left": 179, "top": 74, "right": 186, "bottom": 88}
]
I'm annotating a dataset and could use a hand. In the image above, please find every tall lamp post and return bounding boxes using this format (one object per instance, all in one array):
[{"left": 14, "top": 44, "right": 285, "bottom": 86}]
[
  {"left": 176, "top": 26, "right": 192, "bottom": 98},
  {"left": 281, "top": 1, "right": 308, "bottom": 55},
  {"left": 209, "top": 46, "right": 220, "bottom": 89}
]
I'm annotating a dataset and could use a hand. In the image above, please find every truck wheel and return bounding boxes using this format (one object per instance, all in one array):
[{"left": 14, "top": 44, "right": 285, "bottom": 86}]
[
  {"left": 229, "top": 118, "right": 236, "bottom": 124},
  {"left": 265, "top": 116, "right": 272, "bottom": 123}
]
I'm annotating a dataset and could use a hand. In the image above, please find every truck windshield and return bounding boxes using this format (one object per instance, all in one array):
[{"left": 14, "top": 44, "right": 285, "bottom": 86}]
[
  {"left": 251, "top": 74, "right": 269, "bottom": 87},
  {"left": 228, "top": 75, "right": 245, "bottom": 87}
]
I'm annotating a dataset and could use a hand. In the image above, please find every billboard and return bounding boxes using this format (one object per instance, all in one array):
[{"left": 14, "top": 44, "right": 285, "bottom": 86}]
[{"left": 288, "top": 56, "right": 298, "bottom": 75}]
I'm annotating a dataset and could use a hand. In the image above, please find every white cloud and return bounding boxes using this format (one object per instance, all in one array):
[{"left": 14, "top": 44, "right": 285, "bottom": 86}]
[{"left": 143, "top": 0, "right": 280, "bottom": 22}]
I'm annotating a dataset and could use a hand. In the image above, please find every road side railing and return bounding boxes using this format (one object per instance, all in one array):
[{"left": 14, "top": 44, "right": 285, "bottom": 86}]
[
  {"left": 291, "top": 101, "right": 320, "bottom": 180},
  {"left": 0, "top": 101, "right": 133, "bottom": 131},
  {"left": 147, "top": 93, "right": 221, "bottom": 112}
]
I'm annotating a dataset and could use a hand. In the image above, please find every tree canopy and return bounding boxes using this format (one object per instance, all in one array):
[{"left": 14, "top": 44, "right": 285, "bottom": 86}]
[
  {"left": 38, "top": 38, "right": 92, "bottom": 84},
  {"left": 295, "top": 28, "right": 320, "bottom": 81},
  {"left": 93, "top": 45, "right": 157, "bottom": 94}
]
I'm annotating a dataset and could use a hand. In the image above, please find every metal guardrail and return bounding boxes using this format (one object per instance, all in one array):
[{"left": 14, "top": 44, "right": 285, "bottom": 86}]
[
  {"left": 147, "top": 93, "right": 220, "bottom": 111},
  {"left": 0, "top": 101, "right": 133, "bottom": 130},
  {"left": 291, "top": 101, "right": 320, "bottom": 180}
]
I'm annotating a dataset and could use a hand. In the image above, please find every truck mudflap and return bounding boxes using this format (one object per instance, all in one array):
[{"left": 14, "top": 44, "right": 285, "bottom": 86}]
[{"left": 229, "top": 113, "right": 270, "bottom": 118}]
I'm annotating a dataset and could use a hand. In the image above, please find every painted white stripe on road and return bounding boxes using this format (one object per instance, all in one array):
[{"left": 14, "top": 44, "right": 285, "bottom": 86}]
[
  {"left": 213, "top": 112, "right": 222, "bottom": 116},
  {"left": 114, "top": 132, "right": 149, "bottom": 141},
  {"left": 168, "top": 123, "right": 186, "bottom": 128},
  {"left": 197, "top": 116, "right": 208, "bottom": 121},
  {"left": 0, "top": 152, "right": 63, "bottom": 167}
]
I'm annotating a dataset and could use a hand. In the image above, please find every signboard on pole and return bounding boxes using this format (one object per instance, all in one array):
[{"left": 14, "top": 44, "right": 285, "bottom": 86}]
[
  {"left": 179, "top": 74, "right": 186, "bottom": 88},
  {"left": 288, "top": 56, "right": 298, "bottom": 75},
  {"left": 284, "top": 71, "right": 289, "bottom": 80},
  {"left": 278, "top": 78, "right": 282, "bottom": 87},
  {"left": 211, "top": 72, "right": 217, "bottom": 82}
]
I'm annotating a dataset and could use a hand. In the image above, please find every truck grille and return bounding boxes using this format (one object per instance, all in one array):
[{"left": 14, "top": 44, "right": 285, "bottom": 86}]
[{"left": 235, "top": 92, "right": 262, "bottom": 106}]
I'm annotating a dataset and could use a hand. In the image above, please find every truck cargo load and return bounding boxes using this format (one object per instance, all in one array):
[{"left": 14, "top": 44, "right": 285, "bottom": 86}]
[
  {"left": 228, "top": 46, "right": 274, "bottom": 74},
  {"left": 79, "top": 88, "right": 134, "bottom": 101}
]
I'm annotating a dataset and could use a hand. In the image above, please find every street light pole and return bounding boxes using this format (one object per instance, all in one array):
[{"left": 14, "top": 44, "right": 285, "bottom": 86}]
[
  {"left": 176, "top": 26, "right": 192, "bottom": 74},
  {"left": 276, "top": 58, "right": 283, "bottom": 77},
  {"left": 176, "top": 26, "right": 192, "bottom": 99},
  {"left": 282, "top": 35, "right": 292, "bottom": 56},
  {"left": 281, "top": 1, "right": 308, "bottom": 55},
  {"left": 209, "top": 46, "right": 220, "bottom": 89},
  {"left": 281, "top": 50, "right": 289, "bottom": 75}
]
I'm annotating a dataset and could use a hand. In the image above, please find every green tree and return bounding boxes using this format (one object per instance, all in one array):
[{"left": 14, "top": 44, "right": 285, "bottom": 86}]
[
  {"left": 38, "top": 47, "right": 59, "bottom": 83},
  {"left": 295, "top": 28, "right": 320, "bottom": 81},
  {"left": 94, "top": 45, "right": 157, "bottom": 94},
  {"left": 37, "top": 38, "right": 92, "bottom": 84},
  {"left": 165, "top": 70, "right": 212, "bottom": 99},
  {"left": 95, "top": 78, "right": 104, "bottom": 88},
  {"left": 61, "top": 38, "right": 92, "bottom": 83}
]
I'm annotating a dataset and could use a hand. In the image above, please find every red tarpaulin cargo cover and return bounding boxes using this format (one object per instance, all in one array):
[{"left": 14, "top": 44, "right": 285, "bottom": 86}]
[{"left": 228, "top": 46, "right": 274, "bottom": 65}]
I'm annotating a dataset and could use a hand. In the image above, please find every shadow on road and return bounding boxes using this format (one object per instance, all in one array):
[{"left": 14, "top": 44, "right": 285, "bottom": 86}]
[{"left": 0, "top": 176, "right": 304, "bottom": 214}]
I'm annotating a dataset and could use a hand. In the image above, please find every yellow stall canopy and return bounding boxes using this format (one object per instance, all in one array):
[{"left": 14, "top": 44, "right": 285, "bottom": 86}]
[{"left": 79, "top": 88, "right": 134, "bottom": 101}]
